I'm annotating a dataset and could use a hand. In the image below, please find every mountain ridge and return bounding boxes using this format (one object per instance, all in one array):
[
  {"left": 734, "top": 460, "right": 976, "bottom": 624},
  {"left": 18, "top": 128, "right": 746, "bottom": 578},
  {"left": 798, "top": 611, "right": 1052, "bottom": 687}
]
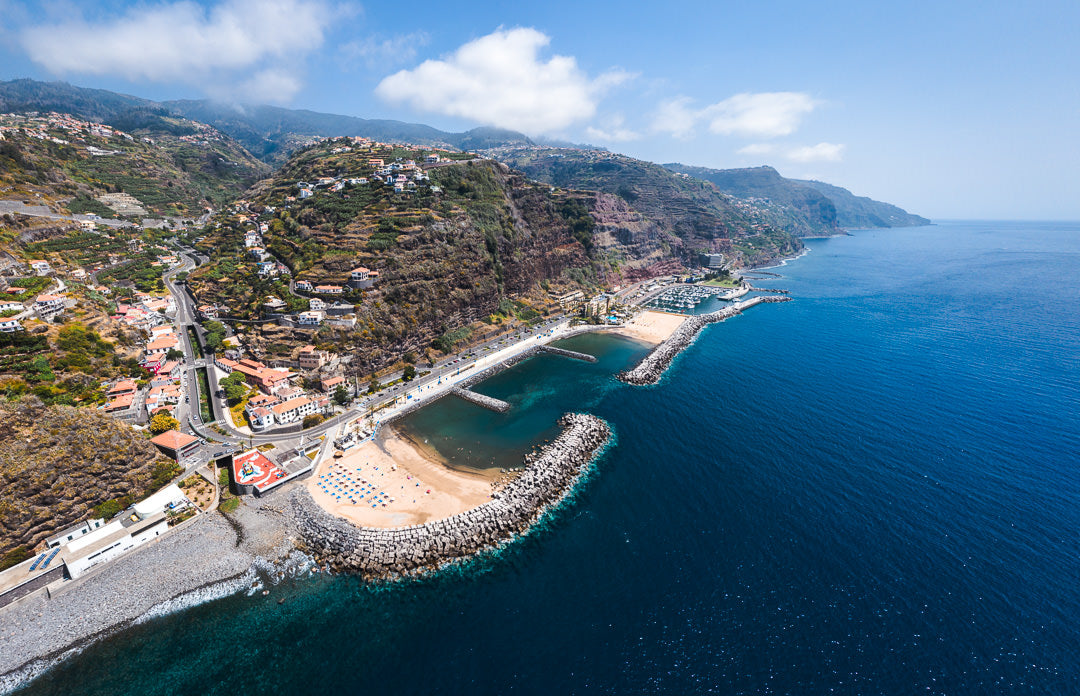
[{"left": 664, "top": 163, "right": 929, "bottom": 230}]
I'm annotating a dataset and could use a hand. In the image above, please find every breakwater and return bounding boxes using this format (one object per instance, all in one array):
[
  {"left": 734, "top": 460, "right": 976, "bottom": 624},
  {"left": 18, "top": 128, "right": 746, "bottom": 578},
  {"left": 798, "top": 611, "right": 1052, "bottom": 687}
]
[
  {"left": 537, "top": 345, "right": 599, "bottom": 362},
  {"left": 451, "top": 386, "right": 511, "bottom": 412},
  {"left": 291, "top": 413, "right": 612, "bottom": 580},
  {"left": 619, "top": 296, "right": 792, "bottom": 386}
]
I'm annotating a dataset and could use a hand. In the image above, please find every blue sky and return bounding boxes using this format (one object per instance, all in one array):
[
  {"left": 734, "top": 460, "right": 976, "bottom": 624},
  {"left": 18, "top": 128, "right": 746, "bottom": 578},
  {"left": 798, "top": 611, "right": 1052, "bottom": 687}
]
[{"left": 1, "top": 0, "right": 1077, "bottom": 219}]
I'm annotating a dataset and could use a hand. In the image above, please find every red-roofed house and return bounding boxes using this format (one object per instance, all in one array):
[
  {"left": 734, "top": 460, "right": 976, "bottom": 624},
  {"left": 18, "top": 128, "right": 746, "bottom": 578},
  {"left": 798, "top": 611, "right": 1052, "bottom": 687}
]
[
  {"left": 150, "top": 430, "right": 201, "bottom": 461},
  {"left": 270, "top": 396, "right": 316, "bottom": 425},
  {"left": 104, "top": 394, "right": 134, "bottom": 412},
  {"left": 107, "top": 379, "right": 138, "bottom": 397}
]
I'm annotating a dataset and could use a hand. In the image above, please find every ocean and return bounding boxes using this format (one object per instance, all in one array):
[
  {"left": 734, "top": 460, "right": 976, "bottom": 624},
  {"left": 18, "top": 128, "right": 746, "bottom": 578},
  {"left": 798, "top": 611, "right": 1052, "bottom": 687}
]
[{"left": 13, "top": 221, "right": 1080, "bottom": 694}]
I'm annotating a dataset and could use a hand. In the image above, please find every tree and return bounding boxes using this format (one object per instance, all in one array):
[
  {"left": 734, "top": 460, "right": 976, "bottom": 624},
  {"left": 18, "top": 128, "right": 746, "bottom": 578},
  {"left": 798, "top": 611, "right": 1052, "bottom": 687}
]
[
  {"left": 368, "top": 378, "right": 380, "bottom": 394},
  {"left": 149, "top": 412, "right": 180, "bottom": 434},
  {"left": 204, "top": 331, "right": 223, "bottom": 352},
  {"left": 402, "top": 364, "right": 416, "bottom": 381},
  {"left": 220, "top": 372, "right": 247, "bottom": 404},
  {"left": 166, "top": 348, "right": 184, "bottom": 361},
  {"left": 333, "top": 384, "right": 349, "bottom": 406},
  {"left": 303, "top": 413, "right": 325, "bottom": 428}
]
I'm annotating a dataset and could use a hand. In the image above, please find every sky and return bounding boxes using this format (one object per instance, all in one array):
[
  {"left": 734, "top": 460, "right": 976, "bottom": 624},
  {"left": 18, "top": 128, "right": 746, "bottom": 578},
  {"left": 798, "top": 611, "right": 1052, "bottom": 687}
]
[{"left": 0, "top": 0, "right": 1077, "bottom": 220}]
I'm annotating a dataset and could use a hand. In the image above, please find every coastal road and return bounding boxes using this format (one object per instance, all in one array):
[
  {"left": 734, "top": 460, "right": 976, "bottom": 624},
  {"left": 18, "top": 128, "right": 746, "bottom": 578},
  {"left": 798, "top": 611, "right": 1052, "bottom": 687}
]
[{"left": 160, "top": 245, "right": 576, "bottom": 450}]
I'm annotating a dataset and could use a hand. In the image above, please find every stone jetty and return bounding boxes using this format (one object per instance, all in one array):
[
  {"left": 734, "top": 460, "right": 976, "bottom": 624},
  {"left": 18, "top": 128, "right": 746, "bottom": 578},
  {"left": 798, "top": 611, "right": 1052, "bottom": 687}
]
[
  {"left": 451, "top": 386, "right": 511, "bottom": 412},
  {"left": 619, "top": 295, "right": 792, "bottom": 386},
  {"left": 538, "top": 345, "right": 598, "bottom": 362},
  {"left": 291, "top": 413, "right": 612, "bottom": 580}
]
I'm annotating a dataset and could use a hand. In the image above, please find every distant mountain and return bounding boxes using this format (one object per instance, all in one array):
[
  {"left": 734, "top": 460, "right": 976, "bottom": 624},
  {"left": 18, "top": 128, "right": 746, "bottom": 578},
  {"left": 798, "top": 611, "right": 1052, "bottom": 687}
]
[
  {"left": 793, "top": 178, "right": 930, "bottom": 228},
  {"left": 497, "top": 148, "right": 806, "bottom": 267},
  {"left": 664, "top": 164, "right": 928, "bottom": 230},
  {"left": 664, "top": 164, "right": 840, "bottom": 235},
  {"left": 0, "top": 79, "right": 535, "bottom": 163}
]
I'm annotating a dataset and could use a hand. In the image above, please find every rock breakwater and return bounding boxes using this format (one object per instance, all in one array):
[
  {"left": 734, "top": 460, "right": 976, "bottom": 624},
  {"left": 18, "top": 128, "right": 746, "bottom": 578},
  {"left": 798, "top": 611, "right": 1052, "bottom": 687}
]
[
  {"left": 291, "top": 413, "right": 612, "bottom": 580},
  {"left": 450, "top": 386, "right": 511, "bottom": 412},
  {"left": 619, "top": 296, "right": 792, "bottom": 386}
]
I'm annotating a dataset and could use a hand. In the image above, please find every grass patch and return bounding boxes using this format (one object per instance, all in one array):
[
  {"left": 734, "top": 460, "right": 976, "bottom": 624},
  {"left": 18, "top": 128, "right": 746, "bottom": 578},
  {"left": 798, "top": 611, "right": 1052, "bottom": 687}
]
[{"left": 195, "top": 367, "right": 213, "bottom": 422}]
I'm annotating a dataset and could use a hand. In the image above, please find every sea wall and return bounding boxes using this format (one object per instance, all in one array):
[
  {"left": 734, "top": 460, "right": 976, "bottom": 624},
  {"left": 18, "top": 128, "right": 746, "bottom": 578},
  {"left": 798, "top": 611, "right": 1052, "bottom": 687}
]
[
  {"left": 291, "top": 413, "right": 612, "bottom": 580},
  {"left": 450, "top": 386, "right": 511, "bottom": 412},
  {"left": 619, "top": 296, "right": 792, "bottom": 386}
]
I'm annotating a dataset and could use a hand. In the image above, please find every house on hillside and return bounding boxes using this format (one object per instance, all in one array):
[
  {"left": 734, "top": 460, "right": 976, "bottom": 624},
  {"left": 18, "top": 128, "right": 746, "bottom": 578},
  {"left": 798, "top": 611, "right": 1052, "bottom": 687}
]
[{"left": 347, "top": 267, "right": 377, "bottom": 289}]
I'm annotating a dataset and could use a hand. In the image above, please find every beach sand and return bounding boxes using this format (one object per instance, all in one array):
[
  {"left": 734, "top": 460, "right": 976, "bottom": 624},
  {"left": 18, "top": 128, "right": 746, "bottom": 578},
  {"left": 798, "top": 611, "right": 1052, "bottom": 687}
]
[
  {"left": 308, "top": 426, "right": 495, "bottom": 528},
  {"left": 616, "top": 310, "right": 688, "bottom": 344}
]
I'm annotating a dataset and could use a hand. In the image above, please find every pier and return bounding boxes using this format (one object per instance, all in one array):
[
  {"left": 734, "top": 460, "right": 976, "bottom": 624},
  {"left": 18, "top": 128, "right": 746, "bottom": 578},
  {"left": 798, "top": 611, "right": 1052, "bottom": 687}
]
[
  {"left": 451, "top": 387, "right": 511, "bottom": 413},
  {"left": 620, "top": 295, "right": 793, "bottom": 386},
  {"left": 537, "top": 345, "right": 598, "bottom": 362}
]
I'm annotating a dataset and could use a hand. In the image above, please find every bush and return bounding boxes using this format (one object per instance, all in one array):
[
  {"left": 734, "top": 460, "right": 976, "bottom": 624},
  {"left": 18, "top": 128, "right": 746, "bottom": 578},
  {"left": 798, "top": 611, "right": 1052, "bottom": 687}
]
[
  {"left": 219, "top": 497, "right": 239, "bottom": 513},
  {"left": 0, "top": 546, "right": 32, "bottom": 571},
  {"left": 302, "top": 413, "right": 325, "bottom": 428}
]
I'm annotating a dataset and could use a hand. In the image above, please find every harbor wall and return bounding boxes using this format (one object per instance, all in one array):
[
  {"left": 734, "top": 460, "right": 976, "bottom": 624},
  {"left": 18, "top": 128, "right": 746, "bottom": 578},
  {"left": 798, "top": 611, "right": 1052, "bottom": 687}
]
[
  {"left": 291, "top": 413, "right": 612, "bottom": 580},
  {"left": 619, "top": 296, "right": 792, "bottom": 386}
]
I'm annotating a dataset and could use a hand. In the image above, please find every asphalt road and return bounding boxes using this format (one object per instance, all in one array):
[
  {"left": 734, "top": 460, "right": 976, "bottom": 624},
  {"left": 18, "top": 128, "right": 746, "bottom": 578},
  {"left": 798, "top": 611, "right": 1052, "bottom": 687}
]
[{"left": 162, "top": 247, "right": 568, "bottom": 452}]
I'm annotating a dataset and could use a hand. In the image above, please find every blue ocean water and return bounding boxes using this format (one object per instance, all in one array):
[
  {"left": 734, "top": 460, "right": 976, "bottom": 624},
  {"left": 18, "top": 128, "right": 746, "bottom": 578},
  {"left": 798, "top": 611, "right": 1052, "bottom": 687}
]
[{"left": 13, "top": 221, "right": 1080, "bottom": 694}]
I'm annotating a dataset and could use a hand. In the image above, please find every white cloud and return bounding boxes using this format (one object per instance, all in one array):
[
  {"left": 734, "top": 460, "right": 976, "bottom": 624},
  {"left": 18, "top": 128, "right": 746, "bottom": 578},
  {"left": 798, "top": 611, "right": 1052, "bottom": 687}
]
[
  {"left": 340, "top": 31, "right": 430, "bottom": 69},
  {"left": 585, "top": 115, "right": 639, "bottom": 143},
  {"left": 737, "top": 143, "right": 778, "bottom": 156},
  {"left": 786, "top": 142, "right": 846, "bottom": 163},
  {"left": 653, "top": 91, "right": 819, "bottom": 140},
  {"left": 651, "top": 97, "right": 699, "bottom": 139},
  {"left": 705, "top": 92, "right": 817, "bottom": 138},
  {"left": 20, "top": 0, "right": 333, "bottom": 102},
  {"left": 375, "top": 27, "right": 630, "bottom": 135}
]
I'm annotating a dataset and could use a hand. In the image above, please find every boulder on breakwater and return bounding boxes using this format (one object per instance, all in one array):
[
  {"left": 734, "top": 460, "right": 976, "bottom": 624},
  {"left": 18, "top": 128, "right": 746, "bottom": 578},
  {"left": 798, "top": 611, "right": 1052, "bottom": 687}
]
[
  {"left": 291, "top": 413, "right": 612, "bottom": 580},
  {"left": 619, "top": 295, "right": 792, "bottom": 386}
]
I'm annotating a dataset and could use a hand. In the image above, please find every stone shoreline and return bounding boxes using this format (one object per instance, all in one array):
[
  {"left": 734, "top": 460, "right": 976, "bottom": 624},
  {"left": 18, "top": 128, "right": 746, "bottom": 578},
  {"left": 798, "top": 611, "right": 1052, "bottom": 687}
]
[
  {"left": 291, "top": 413, "right": 612, "bottom": 580},
  {"left": 0, "top": 501, "right": 296, "bottom": 690},
  {"left": 619, "top": 296, "right": 793, "bottom": 386}
]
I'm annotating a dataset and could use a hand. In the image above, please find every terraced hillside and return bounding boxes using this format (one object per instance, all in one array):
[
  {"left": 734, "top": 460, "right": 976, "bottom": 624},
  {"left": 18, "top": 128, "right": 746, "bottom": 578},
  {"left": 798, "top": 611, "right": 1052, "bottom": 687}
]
[
  {"left": 0, "top": 397, "right": 180, "bottom": 568},
  {"left": 491, "top": 147, "right": 805, "bottom": 267},
  {"left": 0, "top": 112, "right": 268, "bottom": 218},
  {"left": 187, "top": 140, "right": 600, "bottom": 374}
]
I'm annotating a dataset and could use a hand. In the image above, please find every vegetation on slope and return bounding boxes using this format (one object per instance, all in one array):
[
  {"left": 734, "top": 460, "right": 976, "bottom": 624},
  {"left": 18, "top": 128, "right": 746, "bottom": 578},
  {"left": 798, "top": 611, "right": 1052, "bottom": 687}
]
[
  {"left": 494, "top": 148, "right": 805, "bottom": 268},
  {"left": 0, "top": 396, "right": 180, "bottom": 564}
]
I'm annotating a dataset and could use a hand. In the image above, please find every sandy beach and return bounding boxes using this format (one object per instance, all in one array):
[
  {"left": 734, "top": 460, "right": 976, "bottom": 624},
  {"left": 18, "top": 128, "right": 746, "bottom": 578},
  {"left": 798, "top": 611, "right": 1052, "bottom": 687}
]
[
  {"left": 308, "top": 426, "right": 495, "bottom": 528},
  {"left": 615, "top": 310, "right": 688, "bottom": 344}
]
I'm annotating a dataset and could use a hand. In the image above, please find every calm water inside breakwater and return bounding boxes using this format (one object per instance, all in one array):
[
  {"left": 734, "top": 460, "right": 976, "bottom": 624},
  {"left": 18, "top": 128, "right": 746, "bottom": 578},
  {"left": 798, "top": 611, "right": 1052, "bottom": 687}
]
[{"left": 14, "top": 221, "right": 1080, "bottom": 694}]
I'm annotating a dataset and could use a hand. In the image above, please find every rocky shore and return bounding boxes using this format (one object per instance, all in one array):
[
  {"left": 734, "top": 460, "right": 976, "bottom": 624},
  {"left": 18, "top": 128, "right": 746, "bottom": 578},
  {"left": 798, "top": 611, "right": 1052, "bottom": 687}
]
[
  {"left": 619, "top": 296, "right": 792, "bottom": 386},
  {"left": 291, "top": 413, "right": 612, "bottom": 580},
  {"left": 0, "top": 500, "right": 296, "bottom": 690}
]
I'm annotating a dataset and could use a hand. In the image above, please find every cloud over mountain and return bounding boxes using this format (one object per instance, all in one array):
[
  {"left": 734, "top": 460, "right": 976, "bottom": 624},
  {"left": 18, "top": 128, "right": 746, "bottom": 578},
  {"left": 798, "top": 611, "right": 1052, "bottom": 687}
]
[
  {"left": 654, "top": 91, "right": 819, "bottom": 139},
  {"left": 20, "top": 0, "right": 333, "bottom": 103},
  {"left": 375, "top": 27, "right": 631, "bottom": 135}
]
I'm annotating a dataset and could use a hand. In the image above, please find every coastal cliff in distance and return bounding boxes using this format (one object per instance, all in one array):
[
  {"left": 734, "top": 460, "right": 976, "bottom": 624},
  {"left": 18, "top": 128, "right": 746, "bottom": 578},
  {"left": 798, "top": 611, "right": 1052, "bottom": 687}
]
[{"left": 664, "top": 164, "right": 929, "bottom": 230}]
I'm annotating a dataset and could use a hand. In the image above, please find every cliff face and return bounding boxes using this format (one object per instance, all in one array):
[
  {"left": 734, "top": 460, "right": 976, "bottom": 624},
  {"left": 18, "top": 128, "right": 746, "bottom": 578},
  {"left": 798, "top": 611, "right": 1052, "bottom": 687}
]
[
  {"left": 662, "top": 162, "right": 929, "bottom": 231},
  {"left": 492, "top": 148, "right": 805, "bottom": 267},
  {"left": 0, "top": 397, "right": 177, "bottom": 560},
  {"left": 665, "top": 164, "right": 842, "bottom": 236},
  {"left": 189, "top": 153, "right": 601, "bottom": 374}
]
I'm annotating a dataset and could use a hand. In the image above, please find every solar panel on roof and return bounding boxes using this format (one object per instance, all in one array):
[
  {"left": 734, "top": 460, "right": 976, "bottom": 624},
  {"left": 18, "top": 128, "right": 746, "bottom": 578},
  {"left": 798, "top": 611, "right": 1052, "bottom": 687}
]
[
  {"left": 40, "top": 548, "right": 60, "bottom": 569},
  {"left": 28, "top": 552, "right": 47, "bottom": 571}
]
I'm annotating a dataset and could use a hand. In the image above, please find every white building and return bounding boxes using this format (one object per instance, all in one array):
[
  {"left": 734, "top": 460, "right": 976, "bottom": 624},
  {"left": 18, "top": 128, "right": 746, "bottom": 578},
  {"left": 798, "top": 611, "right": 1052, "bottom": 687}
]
[
  {"left": 270, "top": 396, "right": 317, "bottom": 425},
  {"left": 296, "top": 310, "right": 324, "bottom": 326},
  {"left": 61, "top": 513, "right": 169, "bottom": 579},
  {"left": 0, "top": 319, "right": 22, "bottom": 333}
]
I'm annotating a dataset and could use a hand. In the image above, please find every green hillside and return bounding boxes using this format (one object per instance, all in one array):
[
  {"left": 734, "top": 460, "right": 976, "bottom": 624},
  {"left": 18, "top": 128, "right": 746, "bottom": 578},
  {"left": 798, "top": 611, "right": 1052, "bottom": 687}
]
[
  {"left": 495, "top": 148, "right": 805, "bottom": 267},
  {"left": 664, "top": 163, "right": 929, "bottom": 230}
]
